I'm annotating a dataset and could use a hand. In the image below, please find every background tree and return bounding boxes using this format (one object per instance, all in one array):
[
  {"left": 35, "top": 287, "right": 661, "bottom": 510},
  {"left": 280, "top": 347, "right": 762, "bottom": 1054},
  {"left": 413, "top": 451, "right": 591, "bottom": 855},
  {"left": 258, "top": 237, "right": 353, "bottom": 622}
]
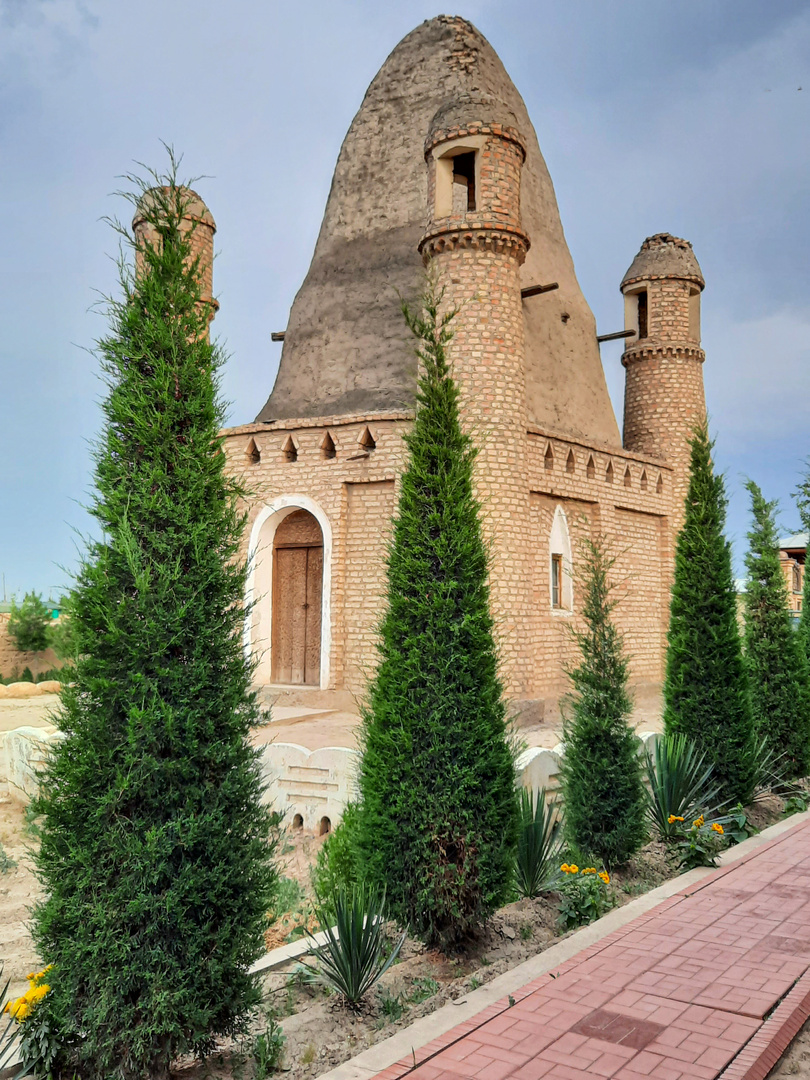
[
  {"left": 7, "top": 591, "right": 51, "bottom": 652},
  {"left": 559, "top": 536, "right": 647, "bottom": 866},
  {"left": 664, "top": 423, "right": 755, "bottom": 804},
  {"left": 355, "top": 277, "right": 518, "bottom": 949},
  {"left": 794, "top": 467, "right": 810, "bottom": 659},
  {"left": 30, "top": 160, "right": 277, "bottom": 1080},
  {"left": 743, "top": 480, "right": 810, "bottom": 777}
]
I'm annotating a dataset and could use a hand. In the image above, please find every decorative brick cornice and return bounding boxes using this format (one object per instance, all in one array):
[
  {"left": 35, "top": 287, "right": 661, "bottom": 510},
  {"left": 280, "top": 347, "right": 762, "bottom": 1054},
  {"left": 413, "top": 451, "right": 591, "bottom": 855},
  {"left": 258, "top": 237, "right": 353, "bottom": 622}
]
[
  {"left": 419, "top": 220, "right": 530, "bottom": 262},
  {"left": 621, "top": 342, "right": 705, "bottom": 367},
  {"left": 424, "top": 123, "right": 527, "bottom": 160}
]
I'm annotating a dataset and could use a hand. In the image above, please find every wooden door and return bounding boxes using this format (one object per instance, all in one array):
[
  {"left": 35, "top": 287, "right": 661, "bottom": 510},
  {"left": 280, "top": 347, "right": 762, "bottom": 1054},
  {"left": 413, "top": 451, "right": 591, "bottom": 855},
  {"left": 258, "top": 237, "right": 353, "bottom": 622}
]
[{"left": 271, "top": 544, "right": 323, "bottom": 685}]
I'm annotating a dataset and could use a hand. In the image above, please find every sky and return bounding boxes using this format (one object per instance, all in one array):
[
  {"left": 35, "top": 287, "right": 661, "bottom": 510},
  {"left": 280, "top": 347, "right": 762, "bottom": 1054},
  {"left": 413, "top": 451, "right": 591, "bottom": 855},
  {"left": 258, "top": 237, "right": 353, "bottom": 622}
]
[{"left": 1, "top": 0, "right": 808, "bottom": 600}]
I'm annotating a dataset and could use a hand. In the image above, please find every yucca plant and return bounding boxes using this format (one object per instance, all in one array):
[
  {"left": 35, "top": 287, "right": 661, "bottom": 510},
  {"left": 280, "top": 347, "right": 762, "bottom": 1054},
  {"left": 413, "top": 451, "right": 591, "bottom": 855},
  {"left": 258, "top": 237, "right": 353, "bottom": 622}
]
[
  {"left": 305, "top": 885, "right": 405, "bottom": 1007},
  {"left": 644, "top": 733, "right": 722, "bottom": 841},
  {"left": 514, "top": 788, "right": 564, "bottom": 899}
]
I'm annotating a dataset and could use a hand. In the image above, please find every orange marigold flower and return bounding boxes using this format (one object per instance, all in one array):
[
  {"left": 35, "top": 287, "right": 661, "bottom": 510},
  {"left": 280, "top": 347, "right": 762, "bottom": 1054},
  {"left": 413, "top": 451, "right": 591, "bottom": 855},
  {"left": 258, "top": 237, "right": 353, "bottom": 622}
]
[
  {"left": 711, "top": 823, "right": 724, "bottom": 834},
  {"left": 693, "top": 815, "right": 705, "bottom": 828},
  {"left": 667, "top": 815, "right": 685, "bottom": 824},
  {"left": 568, "top": 864, "right": 579, "bottom": 874},
  {"left": 598, "top": 871, "right": 610, "bottom": 884},
  {"left": 560, "top": 864, "right": 570, "bottom": 873}
]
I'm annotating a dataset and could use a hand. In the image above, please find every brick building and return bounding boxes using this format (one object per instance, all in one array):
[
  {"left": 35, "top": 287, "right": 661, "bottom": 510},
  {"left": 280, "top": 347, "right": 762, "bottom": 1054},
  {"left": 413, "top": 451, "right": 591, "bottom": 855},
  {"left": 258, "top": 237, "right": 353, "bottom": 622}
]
[
  {"left": 779, "top": 533, "right": 806, "bottom": 626},
  {"left": 186, "top": 17, "right": 710, "bottom": 720}
]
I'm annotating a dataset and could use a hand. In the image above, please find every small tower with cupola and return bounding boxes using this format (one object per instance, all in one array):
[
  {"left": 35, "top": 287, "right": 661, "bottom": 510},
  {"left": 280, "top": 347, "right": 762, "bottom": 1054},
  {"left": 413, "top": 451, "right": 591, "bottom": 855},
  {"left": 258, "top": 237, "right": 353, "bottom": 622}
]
[
  {"left": 620, "top": 233, "right": 706, "bottom": 522},
  {"left": 418, "top": 94, "right": 535, "bottom": 697}
]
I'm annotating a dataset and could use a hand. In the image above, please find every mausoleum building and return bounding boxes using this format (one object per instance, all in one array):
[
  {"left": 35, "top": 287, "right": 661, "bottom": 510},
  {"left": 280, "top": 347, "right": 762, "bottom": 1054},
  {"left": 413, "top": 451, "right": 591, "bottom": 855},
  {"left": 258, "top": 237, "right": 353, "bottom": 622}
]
[{"left": 204, "top": 16, "right": 708, "bottom": 719}]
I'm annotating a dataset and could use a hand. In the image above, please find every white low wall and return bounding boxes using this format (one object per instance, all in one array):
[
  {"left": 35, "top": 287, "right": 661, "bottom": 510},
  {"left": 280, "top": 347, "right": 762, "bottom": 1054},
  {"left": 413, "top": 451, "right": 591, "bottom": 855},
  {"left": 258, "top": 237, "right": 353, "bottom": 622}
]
[{"left": 0, "top": 728, "right": 662, "bottom": 822}]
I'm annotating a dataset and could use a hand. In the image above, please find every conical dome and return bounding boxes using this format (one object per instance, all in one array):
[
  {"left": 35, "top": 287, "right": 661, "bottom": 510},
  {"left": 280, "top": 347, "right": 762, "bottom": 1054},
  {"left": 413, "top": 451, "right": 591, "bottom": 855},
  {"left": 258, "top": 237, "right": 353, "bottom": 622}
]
[{"left": 258, "top": 15, "right": 620, "bottom": 448}]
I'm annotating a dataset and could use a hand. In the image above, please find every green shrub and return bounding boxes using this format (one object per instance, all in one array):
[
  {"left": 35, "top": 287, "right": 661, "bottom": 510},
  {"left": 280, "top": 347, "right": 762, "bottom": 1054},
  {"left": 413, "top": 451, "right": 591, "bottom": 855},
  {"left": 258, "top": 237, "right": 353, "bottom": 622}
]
[
  {"left": 644, "top": 733, "right": 722, "bottom": 842},
  {"left": 664, "top": 424, "right": 755, "bottom": 805},
  {"left": 743, "top": 481, "right": 810, "bottom": 778},
  {"left": 305, "top": 885, "right": 405, "bottom": 1007},
  {"left": 514, "top": 788, "right": 563, "bottom": 899},
  {"left": 310, "top": 802, "right": 362, "bottom": 913},
  {"left": 355, "top": 277, "right": 517, "bottom": 948},
  {"left": 29, "top": 162, "right": 278, "bottom": 1080},
  {"left": 560, "top": 536, "right": 647, "bottom": 867},
  {"left": 7, "top": 592, "right": 51, "bottom": 653},
  {"left": 556, "top": 865, "right": 615, "bottom": 931}
]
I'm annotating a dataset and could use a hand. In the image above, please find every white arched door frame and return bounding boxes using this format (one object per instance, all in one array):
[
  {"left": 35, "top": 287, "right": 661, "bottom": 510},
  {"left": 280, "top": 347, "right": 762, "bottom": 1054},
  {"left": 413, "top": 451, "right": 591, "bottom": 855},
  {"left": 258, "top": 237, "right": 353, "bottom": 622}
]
[{"left": 245, "top": 494, "right": 333, "bottom": 689}]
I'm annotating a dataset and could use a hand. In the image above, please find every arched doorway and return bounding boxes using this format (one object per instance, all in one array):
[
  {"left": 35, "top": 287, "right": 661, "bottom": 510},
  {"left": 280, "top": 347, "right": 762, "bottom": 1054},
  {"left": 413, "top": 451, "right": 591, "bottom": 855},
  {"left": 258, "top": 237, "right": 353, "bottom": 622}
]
[{"left": 271, "top": 509, "right": 323, "bottom": 685}]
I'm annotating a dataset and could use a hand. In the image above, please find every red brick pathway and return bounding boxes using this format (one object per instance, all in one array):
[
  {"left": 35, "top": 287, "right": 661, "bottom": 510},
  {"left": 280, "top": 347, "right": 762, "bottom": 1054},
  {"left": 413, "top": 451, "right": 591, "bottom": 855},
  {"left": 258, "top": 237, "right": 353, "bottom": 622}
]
[{"left": 373, "top": 819, "right": 810, "bottom": 1080}]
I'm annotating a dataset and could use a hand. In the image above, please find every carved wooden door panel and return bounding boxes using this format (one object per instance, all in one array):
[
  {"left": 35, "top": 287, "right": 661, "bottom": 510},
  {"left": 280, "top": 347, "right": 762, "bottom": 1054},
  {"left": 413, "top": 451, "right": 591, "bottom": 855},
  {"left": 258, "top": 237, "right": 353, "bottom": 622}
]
[{"left": 271, "top": 544, "right": 322, "bottom": 685}]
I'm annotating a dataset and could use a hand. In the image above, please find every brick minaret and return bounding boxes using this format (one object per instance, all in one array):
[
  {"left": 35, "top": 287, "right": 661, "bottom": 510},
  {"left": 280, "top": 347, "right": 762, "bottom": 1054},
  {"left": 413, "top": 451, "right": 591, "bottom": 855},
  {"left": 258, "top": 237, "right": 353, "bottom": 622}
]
[
  {"left": 620, "top": 233, "right": 706, "bottom": 526},
  {"left": 132, "top": 188, "right": 218, "bottom": 332},
  {"left": 418, "top": 96, "right": 534, "bottom": 698}
]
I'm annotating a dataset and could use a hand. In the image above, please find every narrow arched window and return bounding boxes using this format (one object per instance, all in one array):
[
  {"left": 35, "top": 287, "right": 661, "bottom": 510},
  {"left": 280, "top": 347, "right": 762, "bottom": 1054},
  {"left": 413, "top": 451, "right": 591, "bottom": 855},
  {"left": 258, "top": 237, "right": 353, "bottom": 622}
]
[{"left": 549, "top": 506, "right": 573, "bottom": 613}]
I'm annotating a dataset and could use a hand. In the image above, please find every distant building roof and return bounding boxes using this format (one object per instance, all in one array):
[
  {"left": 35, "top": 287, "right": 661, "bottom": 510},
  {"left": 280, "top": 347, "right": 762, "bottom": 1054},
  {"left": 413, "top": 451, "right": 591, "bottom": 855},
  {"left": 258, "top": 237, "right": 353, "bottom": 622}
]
[{"left": 779, "top": 532, "right": 808, "bottom": 551}]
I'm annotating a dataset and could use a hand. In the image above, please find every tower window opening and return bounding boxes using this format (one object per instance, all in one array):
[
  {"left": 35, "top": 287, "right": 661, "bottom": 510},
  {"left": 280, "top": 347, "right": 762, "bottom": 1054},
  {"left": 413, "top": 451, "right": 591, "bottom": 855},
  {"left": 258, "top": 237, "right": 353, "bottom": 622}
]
[
  {"left": 605, "top": 461, "right": 614, "bottom": 484},
  {"left": 452, "top": 152, "right": 476, "bottom": 212},
  {"left": 551, "top": 554, "right": 563, "bottom": 609},
  {"left": 623, "top": 466, "right": 632, "bottom": 488},
  {"left": 586, "top": 456, "right": 596, "bottom": 480},
  {"left": 637, "top": 290, "right": 648, "bottom": 339},
  {"left": 544, "top": 443, "right": 554, "bottom": 471},
  {"left": 793, "top": 564, "right": 802, "bottom": 593},
  {"left": 566, "top": 449, "right": 575, "bottom": 474},
  {"left": 656, "top": 473, "right": 663, "bottom": 494},
  {"left": 640, "top": 469, "right": 648, "bottom": 491},
  {"left": 359, "top": 427, "right": 376, "bottom": 452}
]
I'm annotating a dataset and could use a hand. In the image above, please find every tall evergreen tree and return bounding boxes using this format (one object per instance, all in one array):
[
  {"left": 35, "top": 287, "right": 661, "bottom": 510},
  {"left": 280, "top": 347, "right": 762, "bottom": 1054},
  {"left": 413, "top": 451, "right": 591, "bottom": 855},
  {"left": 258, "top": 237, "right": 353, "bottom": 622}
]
[
  {"left": 663, "top": 423, "right": 755, "bottom": 804},
  {"left": 355, "top": 278, "right": 517, "bottom": 949},
  {"left": 560, "top": 537, "right": 647, "bottom": 867},
  {"left": 744, "top": 480, "right": 810, "bottom": 777},
  {"left": 30, "top": 163, "right": 276, "bottom": 1080}
]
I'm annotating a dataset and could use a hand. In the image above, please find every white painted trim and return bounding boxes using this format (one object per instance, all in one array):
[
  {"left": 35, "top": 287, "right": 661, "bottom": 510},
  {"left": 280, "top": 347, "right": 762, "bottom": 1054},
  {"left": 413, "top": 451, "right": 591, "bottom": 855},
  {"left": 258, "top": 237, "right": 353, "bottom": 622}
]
[{"left": 245, "top": 495, "right": 333, "bottom": 689}]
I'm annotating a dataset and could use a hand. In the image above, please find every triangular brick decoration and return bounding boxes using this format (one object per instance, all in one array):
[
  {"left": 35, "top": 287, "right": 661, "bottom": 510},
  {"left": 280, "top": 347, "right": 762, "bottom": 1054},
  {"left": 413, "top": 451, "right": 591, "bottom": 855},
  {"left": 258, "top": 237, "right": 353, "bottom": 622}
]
[
  {"left": 624, "top": 466, "right": 632, "bottom": 488},
  {"left": 656, "top": 473, "right": 664, "bottom": 493},
  {"left": 566, "top": 449, "right": 575, "bottom": 474},
  {"left": 359, "top": 427, "right": 376, "bottom": 451},
  {"left": 245, "top": 438, "right": 260, "bottom": 465},
  {"left": 282, "top": 435, "right": 298, "bottom": 463},
  {"left": 640, "top": 469, "right": 648, "bottom": 491},
  {"left": 586, "top": 455, "right": 596, "bottom": 479},
  {"left": 605, "top": 461, "right": 614, "bottom": 483},
  {"left": 321, "top": 431, "right": 336, "bottom": 460},
  {"left": 544, "top": 443, "right": 554, "bottom": 470}
]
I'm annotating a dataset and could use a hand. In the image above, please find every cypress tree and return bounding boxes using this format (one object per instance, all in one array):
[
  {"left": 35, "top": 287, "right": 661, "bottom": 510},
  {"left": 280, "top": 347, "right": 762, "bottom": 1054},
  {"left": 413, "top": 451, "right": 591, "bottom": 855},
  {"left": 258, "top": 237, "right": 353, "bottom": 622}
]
[
  {"left": 560, "top": 537, "right": 647, "bottom": 867},
  {"left": 30, "top": 163, "right": 276, "bottom": 1080},
  {"left": 663, "top": 423, "right": 755, "bottom": 804},
  {"left": 743, "top": 480, "right": 810, "bottom": 777},
  {"left": 355, "top": 278, "right": 518, "bottom": 949}
]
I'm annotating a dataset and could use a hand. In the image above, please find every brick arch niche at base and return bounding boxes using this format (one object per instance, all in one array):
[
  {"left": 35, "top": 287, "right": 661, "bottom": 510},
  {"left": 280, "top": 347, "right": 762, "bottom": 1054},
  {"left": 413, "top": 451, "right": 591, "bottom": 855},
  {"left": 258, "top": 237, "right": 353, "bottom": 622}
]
[{"left": 246, "top": 496, "right": 333, "bottom": 688}]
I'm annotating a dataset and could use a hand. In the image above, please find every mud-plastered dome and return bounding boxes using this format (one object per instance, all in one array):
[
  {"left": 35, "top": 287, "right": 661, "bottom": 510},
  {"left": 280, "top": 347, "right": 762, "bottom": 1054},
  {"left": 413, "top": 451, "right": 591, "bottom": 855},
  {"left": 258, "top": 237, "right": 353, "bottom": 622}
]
[{"left": 621, "top": 233, "right": 704, "bottom": 291}]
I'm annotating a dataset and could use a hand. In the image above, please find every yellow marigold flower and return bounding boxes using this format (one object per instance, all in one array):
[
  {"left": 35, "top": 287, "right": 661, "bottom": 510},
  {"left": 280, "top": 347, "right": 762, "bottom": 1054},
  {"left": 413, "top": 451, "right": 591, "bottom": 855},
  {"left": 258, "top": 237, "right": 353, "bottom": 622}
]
[
  {"left": 598, "top": 871, "right": 610, "bottom": 884},
  {"left": 560, "top": 863, "right": 570, "bottom": 873},
  {"left": 582, "top": 867, "right": 597, "bottom": 874},
  {"left": 693, "top": 815, "right": 705, "bottom": 828},
  {"left": 711, "top": 823, "right": 724, "bottom": 834},
  {"left": 568, "top": 864, "right": 579, "bottom": 874},
  {"left": 667, "top": 815, "right": 684, "bottom": 824}
]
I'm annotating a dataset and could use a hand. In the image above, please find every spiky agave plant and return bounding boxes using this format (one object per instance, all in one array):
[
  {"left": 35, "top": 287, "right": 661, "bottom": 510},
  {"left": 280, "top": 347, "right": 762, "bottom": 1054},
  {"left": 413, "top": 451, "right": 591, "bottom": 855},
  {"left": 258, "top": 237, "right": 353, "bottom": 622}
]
[
  {"left": 305, "top": 885, "right": 405, "bottom": 1008},
  {"left": 644, "top": 733, "right": 722, "bottom": 841},
  {"left": 514, "top": 789, "right": 564, "bottom": 899}
]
